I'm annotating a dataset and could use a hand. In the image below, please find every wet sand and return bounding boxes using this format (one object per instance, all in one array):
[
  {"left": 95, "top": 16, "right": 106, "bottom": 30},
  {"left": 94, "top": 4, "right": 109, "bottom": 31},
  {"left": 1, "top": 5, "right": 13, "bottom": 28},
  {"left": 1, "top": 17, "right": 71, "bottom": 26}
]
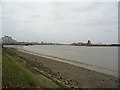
[{"left": 5, "top": 47, "right": 119, "bottom": 88}]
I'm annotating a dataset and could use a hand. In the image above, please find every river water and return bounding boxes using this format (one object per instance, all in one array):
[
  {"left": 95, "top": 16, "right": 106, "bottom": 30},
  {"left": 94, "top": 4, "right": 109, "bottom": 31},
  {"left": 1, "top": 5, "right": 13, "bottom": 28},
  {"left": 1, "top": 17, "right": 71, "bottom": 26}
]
[{"left": 7, "top": 45, "right": 119, "bottom": 77}]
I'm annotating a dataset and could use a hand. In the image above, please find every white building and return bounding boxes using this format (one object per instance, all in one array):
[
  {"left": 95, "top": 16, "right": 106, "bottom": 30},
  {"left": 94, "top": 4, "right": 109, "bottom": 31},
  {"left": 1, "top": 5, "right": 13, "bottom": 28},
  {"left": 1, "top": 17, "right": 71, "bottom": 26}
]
[{"left": 2, "top": 36, "right": 16, "bottom": 44}]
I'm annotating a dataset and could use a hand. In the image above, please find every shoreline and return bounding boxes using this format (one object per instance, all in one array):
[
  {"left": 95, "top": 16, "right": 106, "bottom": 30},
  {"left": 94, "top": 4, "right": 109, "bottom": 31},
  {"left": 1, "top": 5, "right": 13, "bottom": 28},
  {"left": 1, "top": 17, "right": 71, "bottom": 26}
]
[
  {"left": 5, "top": 47, "right": 119, "bottom": 88},
  {"left": 2, "top": 48, "right": 65, "bottom": 88},
  {"left": 18, "top": 48, "right": 118, "bottom": 77}
]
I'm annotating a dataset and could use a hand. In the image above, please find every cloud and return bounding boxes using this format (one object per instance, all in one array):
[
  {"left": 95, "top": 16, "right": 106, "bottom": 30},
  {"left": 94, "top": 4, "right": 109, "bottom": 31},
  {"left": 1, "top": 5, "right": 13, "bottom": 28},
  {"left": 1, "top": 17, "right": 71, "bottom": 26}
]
[{"left": 2, "top": 2, "right": 118, "bottom": 44}]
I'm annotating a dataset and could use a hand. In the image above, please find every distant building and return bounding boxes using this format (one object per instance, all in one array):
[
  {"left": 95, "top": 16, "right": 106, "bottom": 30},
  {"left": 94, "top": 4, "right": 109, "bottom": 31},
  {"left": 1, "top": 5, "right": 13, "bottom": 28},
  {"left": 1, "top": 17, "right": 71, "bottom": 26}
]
[
  {"left": 71, "top": 40, "right": 92, "bottom": 46},
  {"left": 87, "top": 40, "right": 92, "bottom": 45},
  {"left": 2, "top": 36, "right": 16, "bottom": 44}
]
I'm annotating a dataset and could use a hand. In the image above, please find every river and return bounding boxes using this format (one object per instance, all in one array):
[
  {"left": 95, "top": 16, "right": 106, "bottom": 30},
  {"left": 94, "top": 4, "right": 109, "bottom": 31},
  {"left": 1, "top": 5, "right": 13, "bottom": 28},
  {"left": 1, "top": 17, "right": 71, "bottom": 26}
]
[{"left": 6, "top": 45, "right": 119, "bottom": 77}]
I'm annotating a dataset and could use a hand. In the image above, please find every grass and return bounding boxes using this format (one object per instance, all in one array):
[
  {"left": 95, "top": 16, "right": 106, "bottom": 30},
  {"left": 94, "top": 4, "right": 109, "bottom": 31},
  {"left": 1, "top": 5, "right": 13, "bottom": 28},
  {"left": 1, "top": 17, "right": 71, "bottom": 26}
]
[
  {"left": 0, "top": 47, "right": 2, "bottom": 88},
  {"left": 2, "top": 48, "right": 65, "bottom": 88}
]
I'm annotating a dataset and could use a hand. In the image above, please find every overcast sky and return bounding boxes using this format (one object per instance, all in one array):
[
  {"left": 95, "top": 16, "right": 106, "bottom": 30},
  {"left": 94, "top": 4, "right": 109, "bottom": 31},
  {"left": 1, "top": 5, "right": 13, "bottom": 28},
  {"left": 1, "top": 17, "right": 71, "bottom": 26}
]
[{"left": 2, "top": 2, "right": 118, "bottom": 44}]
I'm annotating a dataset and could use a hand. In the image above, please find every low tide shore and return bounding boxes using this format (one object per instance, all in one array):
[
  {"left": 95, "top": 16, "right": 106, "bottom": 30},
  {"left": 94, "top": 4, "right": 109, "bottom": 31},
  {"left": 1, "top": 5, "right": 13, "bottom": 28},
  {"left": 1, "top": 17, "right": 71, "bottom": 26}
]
[{"left": 5, "top": 47, "right": 119, "bottom": 88}]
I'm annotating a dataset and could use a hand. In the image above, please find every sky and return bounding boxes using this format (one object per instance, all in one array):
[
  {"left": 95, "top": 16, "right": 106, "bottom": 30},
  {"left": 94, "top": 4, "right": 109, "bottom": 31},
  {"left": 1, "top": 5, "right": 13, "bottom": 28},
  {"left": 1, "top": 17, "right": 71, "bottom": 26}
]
[{"left": 1, "top": 2, "right": 118, "bottom": 44}]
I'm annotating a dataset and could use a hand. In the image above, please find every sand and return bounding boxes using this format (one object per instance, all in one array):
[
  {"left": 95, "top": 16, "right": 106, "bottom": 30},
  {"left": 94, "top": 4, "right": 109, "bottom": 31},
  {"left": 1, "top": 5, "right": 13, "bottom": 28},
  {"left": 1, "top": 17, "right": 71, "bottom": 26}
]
[{"left": 5, "top": 47, "right": 119, "bottom": 88}]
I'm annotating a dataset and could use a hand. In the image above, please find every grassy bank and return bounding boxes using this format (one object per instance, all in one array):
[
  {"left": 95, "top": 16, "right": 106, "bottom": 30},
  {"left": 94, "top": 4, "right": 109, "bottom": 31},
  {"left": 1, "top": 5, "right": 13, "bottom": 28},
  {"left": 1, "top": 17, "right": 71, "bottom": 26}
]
[
  {"left": 2, "top": 48, "right": 64, "bottom": 88},
  {"left": 0, "top": 47, "right": 2, "bottom": 88}
]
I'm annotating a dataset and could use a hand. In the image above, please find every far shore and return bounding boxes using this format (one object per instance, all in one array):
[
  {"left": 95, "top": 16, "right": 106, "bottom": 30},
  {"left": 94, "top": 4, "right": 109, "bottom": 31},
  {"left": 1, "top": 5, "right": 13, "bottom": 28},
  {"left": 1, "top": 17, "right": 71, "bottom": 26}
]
[
  {"left": 2, "top": 44, "right": 120, "bottom": 47},
  {"left": 4, "top": 47, "right": 119, "bottom": 88}
]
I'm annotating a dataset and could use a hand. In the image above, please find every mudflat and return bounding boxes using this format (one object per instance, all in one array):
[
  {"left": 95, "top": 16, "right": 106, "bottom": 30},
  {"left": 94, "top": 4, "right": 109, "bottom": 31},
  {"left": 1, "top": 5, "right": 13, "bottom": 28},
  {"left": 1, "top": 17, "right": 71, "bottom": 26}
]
[{"left": 5, "top": 47, "right": 118, "bottom": 88}]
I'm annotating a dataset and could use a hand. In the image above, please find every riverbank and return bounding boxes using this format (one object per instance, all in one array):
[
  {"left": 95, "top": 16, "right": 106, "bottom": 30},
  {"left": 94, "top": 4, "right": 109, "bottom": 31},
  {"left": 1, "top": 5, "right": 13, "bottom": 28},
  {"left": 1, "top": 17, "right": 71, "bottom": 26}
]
[
  {"left": 4, "top": 47, "right": 119, "bottom": 88},
  {"left": 2, "top": 48, "right": 65, "bottom": 88}
]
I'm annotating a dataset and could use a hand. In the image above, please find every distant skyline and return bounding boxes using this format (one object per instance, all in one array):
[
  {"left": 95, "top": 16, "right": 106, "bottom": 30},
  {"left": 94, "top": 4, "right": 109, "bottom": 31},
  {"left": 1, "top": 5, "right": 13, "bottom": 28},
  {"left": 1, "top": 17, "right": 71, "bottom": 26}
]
[{"left": 1, "top": 2, "right": 118, "bottom": 44}]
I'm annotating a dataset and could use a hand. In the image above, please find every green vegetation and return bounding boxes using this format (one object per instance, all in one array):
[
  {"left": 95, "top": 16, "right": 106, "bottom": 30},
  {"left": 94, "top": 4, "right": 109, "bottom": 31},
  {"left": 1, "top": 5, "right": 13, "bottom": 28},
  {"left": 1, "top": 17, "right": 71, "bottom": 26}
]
[
  {"left": 0, "top": 47, "right": 2, "bottom": 88},
  {"left": 2, "top": 48, "right": 64, "bottom": 88}
]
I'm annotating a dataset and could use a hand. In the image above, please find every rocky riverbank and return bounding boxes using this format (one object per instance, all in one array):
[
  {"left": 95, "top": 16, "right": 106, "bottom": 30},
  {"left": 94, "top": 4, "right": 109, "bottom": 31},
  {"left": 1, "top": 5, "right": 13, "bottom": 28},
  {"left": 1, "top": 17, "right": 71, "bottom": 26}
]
[{"left": 5, "top": 47, "right": 119, "bottom": 88}]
